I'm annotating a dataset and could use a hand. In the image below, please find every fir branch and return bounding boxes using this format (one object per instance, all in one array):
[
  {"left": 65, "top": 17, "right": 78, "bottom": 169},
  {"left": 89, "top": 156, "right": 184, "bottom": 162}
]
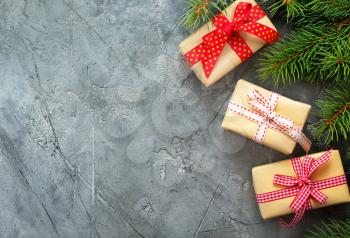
[
  {"left": 306, "top": 0, "right": 350, "bottom": 20},
  {"left": 179, "top": 0, "right": 229, "bottom": 29},
  {"left": 311, "top": 82, "right": 350, "bottom": 145},
  {"left": 317, "top": 36, "right": 350, "bottom": 81},
  {"left": 258, "top": 23, "right": 350, "bottom": 85},
  {"left": 268, "top": 0, "right": 350, "bottom": 21},
  {"left": 284, "top": 0, "right": 305, "bottom": 19},
  {"left": 268, "top": 0, "right": 307, "bottom": 20},
  {"left": 337, "top": 18, "right": 350, "bottom": 30},
  {"left": 257, "top": 25, "right": 335, "bottom": 85},
  {"left": 305, "top": 219, "right": 350, "bottom": 238}
]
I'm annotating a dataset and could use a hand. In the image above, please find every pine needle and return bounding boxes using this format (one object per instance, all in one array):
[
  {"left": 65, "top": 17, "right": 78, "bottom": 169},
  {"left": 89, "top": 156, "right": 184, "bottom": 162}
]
[
  {"left": 306, "top": 0, "right": 350, "bottom": 20},
  {"left": 179, "top": 0, "right": 231, "bottom": 29},
  {"left": 268, "top": 0, "right": 306, "bottom": 21},
  {"left": 258, "top": 0, "right": 350, "bottom": 85},
  {"left": 305, "top": 219, "right": 350, "bottom": 238},
  {"left": 311, "top": 82, "right": 350, "bottom": 145},
  {"left": 257, "top": 25, "right": 338, "bottom": 86}
]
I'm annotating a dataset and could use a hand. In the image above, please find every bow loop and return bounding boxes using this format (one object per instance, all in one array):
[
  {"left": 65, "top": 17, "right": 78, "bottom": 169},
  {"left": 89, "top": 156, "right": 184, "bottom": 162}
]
[
  {"left": 278, "top": 150, "right": 333, "bottom": 227},
  {"left": 228, "top": 88, "right": 311, "bottom": 151},
  {"left": 256, "top": 150, "right": 346, "bottom": 228},
  {"left": 309, "top": 149, "right": 333, "bottom": 176},
  {"left": 223, "top": 2, "right": 253, "bottom": 35},
  {"left": 247, "top": 90, "right": 298, "bottom": 142},
  {"left": 274, "top": 174, "right": 299, "bottom": 187},
  {"left": 302, "top": 156, "right": 315, "bottom": 178},
  {"left": 247, "top": 90, "right": 275, "bottom": 118},
  {"left": 247, "top": 89, "right": 270, "bottom": 106},
  {"left": 184, "top": 2, "right": 280, "bottom": 78}
]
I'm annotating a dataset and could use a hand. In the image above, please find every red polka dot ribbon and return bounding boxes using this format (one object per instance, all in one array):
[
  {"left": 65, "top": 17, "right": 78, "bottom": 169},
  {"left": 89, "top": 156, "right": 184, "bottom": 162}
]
[
  {"left": 256, "top": 150, "right": 347, "bottom": 227},
  {"left": 184, "top": 2, "right": 280, "bottom": 78},
  {"left": 227, "top": 89, "right": 311, "bottom": 152}
]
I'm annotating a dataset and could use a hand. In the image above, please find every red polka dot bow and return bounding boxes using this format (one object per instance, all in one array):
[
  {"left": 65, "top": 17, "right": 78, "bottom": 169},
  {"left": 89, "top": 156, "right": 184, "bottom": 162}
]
[
  {"left": 184, "top": 2, "right": 280, "bottom": 78},
  {"left": 256, "top": 150, "right": 347, "bottom": 227}
]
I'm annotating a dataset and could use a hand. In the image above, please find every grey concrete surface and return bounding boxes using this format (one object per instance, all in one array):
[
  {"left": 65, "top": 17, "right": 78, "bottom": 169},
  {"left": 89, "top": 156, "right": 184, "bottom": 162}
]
[{"left": 0, "top": 0, "right": 349, "bottom": 237}]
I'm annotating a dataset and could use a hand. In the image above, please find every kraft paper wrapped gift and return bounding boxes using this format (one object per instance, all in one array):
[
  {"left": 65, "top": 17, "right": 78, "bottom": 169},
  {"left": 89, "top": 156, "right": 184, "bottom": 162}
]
[
  {"left": 178, "top": 0, "right": 279, "bottom": 87},
  {"left": 252, "top": 150, "right": 350, "bottom": 221},
  {"left": 221, "top": 79, "right": 311, "bottom": 154}
]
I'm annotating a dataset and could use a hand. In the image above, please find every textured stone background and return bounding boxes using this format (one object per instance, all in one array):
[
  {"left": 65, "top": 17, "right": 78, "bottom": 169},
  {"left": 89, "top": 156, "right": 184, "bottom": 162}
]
[{"left": 0, "top": 0, "right": 349, "bottom": 237}]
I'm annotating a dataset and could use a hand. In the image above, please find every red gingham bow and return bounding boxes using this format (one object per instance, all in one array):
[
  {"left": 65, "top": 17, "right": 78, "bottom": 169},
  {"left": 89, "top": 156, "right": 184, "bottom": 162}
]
[
  {"left": 228, "top": 89, "right": 311, "bottom": 152},
  {"left": 256, "top": 150, "right": 347, "bottom": 227},
  {"left": 184, "top": 2, "right": 280, "bottom": 78}
]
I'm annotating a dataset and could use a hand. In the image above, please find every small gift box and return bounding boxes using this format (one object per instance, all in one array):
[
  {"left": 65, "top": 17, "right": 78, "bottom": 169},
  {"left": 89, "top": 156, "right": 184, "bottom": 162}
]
[
  {"left": 252, "top": 150, "right": 350, "bottom": 227},
  {"left": 221, "top": 79, "right": 311, "bottom": 154},
  {"left": 178, "top": 0, "right": 280, "bottom": 87}
]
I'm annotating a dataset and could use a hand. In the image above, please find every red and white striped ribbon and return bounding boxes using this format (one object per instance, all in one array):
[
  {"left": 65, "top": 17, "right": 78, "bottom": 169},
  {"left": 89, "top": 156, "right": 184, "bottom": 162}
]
[
  {"left": 256, "top": 150, "right": 347, "bottom": 227},
  {"left": 227, "top": 89, "right": 311, "bottom": 152}
]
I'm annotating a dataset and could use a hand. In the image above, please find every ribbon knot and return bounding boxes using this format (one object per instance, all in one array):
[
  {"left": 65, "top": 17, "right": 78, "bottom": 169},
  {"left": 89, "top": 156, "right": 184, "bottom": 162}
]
[
  {"left": 184, "top": 2, "right": 280, "bottom": 78},
  {"left": 222, "top": 21, "right": 236, "bottom": 36},
  {"left": 247, "top": 90, "right": 281, "bottom": 130},
  {"left": 266, "top": 111, "right": 276, "bottom": 121},
  {"left": 228, "top": 89, "right": 311, "bottom": 151},
  {"left": 298, "top": 178, "right": 311, "bottom": 187},
  {"left": 273, "top": 150, "right": 333, "bottom": 227},
  {"left": 221, "top": 4, "right": 252, "bottom": 36},
  {"left": 256, "top": 150, "right": 347, "bottom": 228}
]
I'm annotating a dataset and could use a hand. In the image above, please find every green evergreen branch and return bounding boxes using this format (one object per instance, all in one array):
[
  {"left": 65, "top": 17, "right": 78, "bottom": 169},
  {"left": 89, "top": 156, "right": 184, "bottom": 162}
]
[
  {"left": 311, "top": 82, "right": 350, "bottom": 145},
  {"left": 305, "top": 219, "right": 350, "bottom": 238},
  {"left": 179, "top": 0, "right": 230, "bottom": 29},
  {"left": 258, "top": 0, "right": 350, "bottom": 86},
  {"left": 258, "top": 25, "right": 335, "bottom": 85},
  {"left": 268, "top": 0, "right": 307, "bottom": 20},
  {"left": 268, "top": 0, "right": 350, "bottom": 20},
  {"left": 318, "top": 36, "right": 350, "bottom": 81},
  {"left": 258, "top": 23, "right": 350, "bottom": 85},
  {"left": 306, "top": 0, "right": 350, "bottom": 20},
  {"left": 262, "top": 0, "right": 350, "bottom": 85}
]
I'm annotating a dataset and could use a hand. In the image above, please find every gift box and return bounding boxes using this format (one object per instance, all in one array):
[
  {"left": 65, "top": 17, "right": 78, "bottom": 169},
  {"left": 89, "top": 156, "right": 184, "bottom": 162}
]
[
  {"left": 221, "top": 79, "right": 311, "bottom": 154},
  {"left": 178, "top": 0, "right": 280, "bottom": 87},
  {"left": 252, "top": 150, "right": 350, "bottom": 227}
]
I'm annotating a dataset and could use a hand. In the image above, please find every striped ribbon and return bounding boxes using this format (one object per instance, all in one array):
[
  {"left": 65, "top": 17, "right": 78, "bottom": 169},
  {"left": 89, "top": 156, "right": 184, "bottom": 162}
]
[
  {"left": 227, "top": 89, "right": 311, "bottom": 152},
  {"left": 256, "top": 150, "right": 347, "bottom": 227}
]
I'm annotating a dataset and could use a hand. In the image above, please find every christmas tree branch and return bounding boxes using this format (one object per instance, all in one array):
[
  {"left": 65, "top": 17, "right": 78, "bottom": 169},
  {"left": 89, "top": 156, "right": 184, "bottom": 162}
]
[
  {"left": 337, "top": 17, "right": 350, "bottom": 29},
  {"left": 305, "top": 219, "right": 350, "bottom": 238},
  {"left": 179, "top": 0, "right": 230, "bottom": 29},
  {"left": 325, "top": 101, "right": 350, "bottom": 126},
  {"left": 258, "top": 23, "right": 350, "bottom": 85},
  {"left": 268, "top": 0, "right": 307, "bottom": 20},
  {"left": 269, "top": 0, "right": 350, "bottom": 21},
  {"left": 306, "top": 0, "right": 350, "bottom": 20},
  {"left": 311, "top": 82, "right": 350, "bottom": 145},
  {"left": 257, "top": 25, "right": 336, "bottom": 85}
]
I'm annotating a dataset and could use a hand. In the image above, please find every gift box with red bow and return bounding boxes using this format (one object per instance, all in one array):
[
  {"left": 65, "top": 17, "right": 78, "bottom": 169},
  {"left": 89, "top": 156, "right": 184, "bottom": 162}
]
[
  {"left": 252, "top": 150, "right": 350, "bottom": 227},
  {"left": 178, "top": 0, "right": 280, "bottom": 87},
  {"left": 221, "top": 79, "right": 311, "bottom": 154}
]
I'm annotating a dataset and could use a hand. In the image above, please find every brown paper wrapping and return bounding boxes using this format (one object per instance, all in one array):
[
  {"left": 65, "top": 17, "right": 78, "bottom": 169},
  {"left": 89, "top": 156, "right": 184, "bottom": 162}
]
[
  {"left": 221, "top": 79, "right": 311, "bottom": 154},
  {"left": 252, "top": 150, "right": 350, "bottom": 219},
  {"left": 178, "top": 0, "right": 278, "bottom": 87}
]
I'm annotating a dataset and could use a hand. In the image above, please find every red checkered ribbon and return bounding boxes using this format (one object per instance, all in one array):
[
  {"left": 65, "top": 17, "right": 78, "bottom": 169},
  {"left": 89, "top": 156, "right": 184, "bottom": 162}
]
[
  {"left": 227, "top": 89, "right": 311, "bottom": 152},
  {"left": 184, "top": 2, "right": 280, "bottom": 78},
  {"left": 256, "top": 150, "right": 347, "bottom": 227}
]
